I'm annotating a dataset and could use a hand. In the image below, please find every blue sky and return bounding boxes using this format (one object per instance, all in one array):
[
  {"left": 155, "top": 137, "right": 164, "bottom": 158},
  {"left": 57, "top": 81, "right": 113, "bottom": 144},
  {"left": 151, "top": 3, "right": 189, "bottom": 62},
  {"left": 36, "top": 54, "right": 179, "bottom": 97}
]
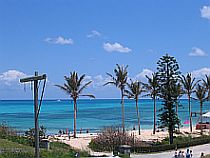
[{"left": 0, "top": 0, "right": 210, "bottom": 99}]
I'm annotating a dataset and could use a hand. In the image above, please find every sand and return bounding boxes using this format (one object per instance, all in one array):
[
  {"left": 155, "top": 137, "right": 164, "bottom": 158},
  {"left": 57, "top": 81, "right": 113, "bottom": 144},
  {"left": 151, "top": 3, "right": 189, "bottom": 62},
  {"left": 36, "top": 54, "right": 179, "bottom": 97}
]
[{"left": 48, "top": 127, "right": 209, "bottom": 152}]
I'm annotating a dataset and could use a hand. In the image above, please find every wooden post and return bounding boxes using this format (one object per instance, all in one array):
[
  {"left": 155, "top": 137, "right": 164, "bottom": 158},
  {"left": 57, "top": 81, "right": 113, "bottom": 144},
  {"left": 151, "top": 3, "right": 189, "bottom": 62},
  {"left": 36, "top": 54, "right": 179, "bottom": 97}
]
[
  {"left": 20, "top": 71, "right": 46, "bottom": 158},
  {"left": 34, "top": 71, "right": 39, "bottom": 158}
]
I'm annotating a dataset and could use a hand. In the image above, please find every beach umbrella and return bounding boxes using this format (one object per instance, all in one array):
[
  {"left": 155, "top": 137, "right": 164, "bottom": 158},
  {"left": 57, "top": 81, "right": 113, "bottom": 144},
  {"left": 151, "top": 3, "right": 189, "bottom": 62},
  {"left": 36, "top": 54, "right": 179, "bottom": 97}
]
[
  {"left": 184, "top": 120, "right": 190, "bottom": 124},
  {"left": 202, "top": 111, "right": 210, "bottom": 118}
]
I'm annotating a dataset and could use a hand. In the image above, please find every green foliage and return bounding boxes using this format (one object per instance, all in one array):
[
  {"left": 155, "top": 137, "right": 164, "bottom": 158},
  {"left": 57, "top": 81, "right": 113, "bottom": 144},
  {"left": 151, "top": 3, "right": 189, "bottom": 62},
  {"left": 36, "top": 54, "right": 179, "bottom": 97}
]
[
  {"left": 55, "top": 71, "right": 95, "bottom": 99},
  {"left": 0, "top": 123, "right": 33, "bottom": 146},
  {"left": 0, "top": 138, "right": 33, "bottom": 151},
  {"left": 0, "top": 138, "right": 90, "bottom": 158},
  {"left": 3, "top": 135, "right": 33, "bottom": 146},
  {"left": 0, "top": 125, "right": 48, "bottom": 147},
  {"left": 180, "top": 73, "right": 198, "bottom": 96},
  {"left": 144, "top": 72, "right": 160, "bottom": 99},
  {"left": 50, "top": 141, "right": 71, "bottom": 150},
  {"left": 0, "top": 124, "right": 89, "bottom": 157},
  {"left": 0, "top": 152, "right": 34, "bottom": 158},
  {"left": 104, "top": 64, "right": 128, "bottom": 90},
  {"left": 0, "top": 123, "right": 17, "bottom": 138},
  {"left": 202, "top": 75, "right": 210, "bottom": 100},
  {"left": 132, "top": 135, "right": 210, "bottom": 153},
  {"left": 204, "top": 154, "right": 210, "bottom": 158},
  {"left": 195, "top": 84, "right": 207, "bottom": 102},
  {"left": 124, "top": 80, "right": 145, "bottom": 135},
  {"left": 55, "top": 71, "right": 95, "bottom": 138},
  {"left": 156, "top": 54, "right": 181, "bottom": 144},
  {"left": 104, "top": 64, "right": 129, "bottom": 134},
  {"left": 144, "top": 72, "right": 159, "bottom": 134},
  {"left": 25, "top": 125, "right": 47, "bottom": 138},
  {"left": 125, "top": 80, "right": 145, "bottom": 100},
  {"left": 90, "top": 130, "right": 210, "bottom": 153}
]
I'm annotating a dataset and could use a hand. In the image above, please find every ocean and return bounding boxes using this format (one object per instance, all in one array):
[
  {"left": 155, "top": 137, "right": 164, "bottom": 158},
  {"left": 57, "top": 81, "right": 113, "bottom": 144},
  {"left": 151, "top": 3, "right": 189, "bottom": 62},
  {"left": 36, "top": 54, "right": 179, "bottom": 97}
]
[{"left": 0, "top": 99, "right": 209, "bottom": 134}]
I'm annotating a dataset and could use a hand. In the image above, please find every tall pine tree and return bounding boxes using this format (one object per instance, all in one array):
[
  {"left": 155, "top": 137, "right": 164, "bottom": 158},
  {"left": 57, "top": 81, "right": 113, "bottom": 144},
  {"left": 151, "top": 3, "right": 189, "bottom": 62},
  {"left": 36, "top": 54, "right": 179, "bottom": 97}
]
[{"left": 157, "top": 54, "right": 181, "bottom": 144}]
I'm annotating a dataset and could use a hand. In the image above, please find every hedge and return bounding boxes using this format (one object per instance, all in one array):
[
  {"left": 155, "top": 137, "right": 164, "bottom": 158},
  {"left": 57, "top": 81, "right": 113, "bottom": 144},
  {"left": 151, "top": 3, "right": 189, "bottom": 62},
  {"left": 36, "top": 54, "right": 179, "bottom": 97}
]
[{"left": 132, "top": 136, "right": 210, "bottom": 153}]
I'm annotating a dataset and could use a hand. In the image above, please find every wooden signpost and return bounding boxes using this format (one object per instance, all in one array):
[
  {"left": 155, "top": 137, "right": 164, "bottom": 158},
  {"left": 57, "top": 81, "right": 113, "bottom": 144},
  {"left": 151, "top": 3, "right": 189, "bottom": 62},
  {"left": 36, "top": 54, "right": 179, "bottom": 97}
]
[{"left": 20, "top": 71, "right": 46, "bottom": 158}]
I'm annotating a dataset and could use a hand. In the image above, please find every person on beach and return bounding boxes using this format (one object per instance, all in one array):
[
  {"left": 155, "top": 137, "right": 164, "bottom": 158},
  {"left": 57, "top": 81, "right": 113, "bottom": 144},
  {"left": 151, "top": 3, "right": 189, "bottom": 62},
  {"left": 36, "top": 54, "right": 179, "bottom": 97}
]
[
  {"left": 186, "top": 148, "right": 190, "bottom": 158},
  {"left": 181, "top": 151, "right": 185, "bottom": 158},
  {"left": 174, "top": 149, "right": 178, "bottom": 158},
  {"left": 190, "top": 150, "right": 192, "bottom": 157},
  {"left": 177, "top": 151, "right": 181, "bottom": 158},
  {"left": 86, "top": 129, "right": 89, "bottom": 133},
  {"left": 200, "top": 152, "right": 204, "bottom": 158},
  {"left": 58, "top": 130, "right": 62, "bottom": 136}
]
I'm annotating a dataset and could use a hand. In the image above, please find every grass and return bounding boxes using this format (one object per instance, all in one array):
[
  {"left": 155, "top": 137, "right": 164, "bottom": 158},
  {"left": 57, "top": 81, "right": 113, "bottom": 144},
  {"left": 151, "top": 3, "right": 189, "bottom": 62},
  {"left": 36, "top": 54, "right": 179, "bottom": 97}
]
[
  {"left": 0, "top": 138, "right": 33, "bottom": 151},
  {"left": 0, "top": 123, "right": 90, "bottom": 157},
  {"left": 0, "top": 138, "right": 90, "bottom": 158}
]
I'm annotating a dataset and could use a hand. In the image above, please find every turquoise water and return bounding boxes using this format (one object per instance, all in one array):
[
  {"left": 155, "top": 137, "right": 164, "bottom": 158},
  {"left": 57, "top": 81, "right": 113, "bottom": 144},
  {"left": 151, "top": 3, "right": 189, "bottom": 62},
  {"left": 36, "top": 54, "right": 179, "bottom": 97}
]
[{"left": 0, "top": 99, "right": 209, "bottom": 134}]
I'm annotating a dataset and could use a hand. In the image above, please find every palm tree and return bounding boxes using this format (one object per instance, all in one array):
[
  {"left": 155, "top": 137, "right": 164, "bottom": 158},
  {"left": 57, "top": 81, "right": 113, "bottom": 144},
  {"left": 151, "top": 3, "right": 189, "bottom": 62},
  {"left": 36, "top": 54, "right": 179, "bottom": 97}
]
[
  {"left": 55, "top": 71, "right": 95, "bottom": 138},
  {"left": 173, "top": 83, "right": 183, "bottom": 130},
  {"left": 124, "top": 79, "right": 145, "bottom": 135},
  {"left": 195, "top": 83, "right": 207, "bottom": 134},
  {"left": 144, "top": 73, "right": 159, "bottom": 135},
  {"left": 202, "top": 75, "right": 210, "bottom": 100},
  {"left": 104, "top": 64, "right": 128, "bottom": 134},
  {"left": 180, "top": 73, "right": 199, "bottom": 133}
]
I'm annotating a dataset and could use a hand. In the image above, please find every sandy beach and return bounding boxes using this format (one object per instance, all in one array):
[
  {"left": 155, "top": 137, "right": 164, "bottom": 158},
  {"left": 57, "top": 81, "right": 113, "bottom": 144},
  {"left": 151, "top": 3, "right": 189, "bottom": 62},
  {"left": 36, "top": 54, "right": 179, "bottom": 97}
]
[{"left": 49, "top": 127, "right": 210, "bottom": 153}]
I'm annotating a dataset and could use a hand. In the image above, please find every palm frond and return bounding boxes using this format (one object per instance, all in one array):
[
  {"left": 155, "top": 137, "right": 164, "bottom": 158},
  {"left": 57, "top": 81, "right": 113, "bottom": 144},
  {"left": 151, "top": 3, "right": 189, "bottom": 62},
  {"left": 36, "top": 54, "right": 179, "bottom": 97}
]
[
  {"left": 80, "top": 94, "right": 95, "bottom": 98},
  {"left": 55, "top": 84, "right": 71, "bottom": 95},
  {"left": 103, "top": 81, "right": 116, "bottom": 86},
  {"left": 78, "top": 81, "right": 92, "bottom": 94},
  {"left": 124, "top": 89, "right": 134, "bottom": 98}
]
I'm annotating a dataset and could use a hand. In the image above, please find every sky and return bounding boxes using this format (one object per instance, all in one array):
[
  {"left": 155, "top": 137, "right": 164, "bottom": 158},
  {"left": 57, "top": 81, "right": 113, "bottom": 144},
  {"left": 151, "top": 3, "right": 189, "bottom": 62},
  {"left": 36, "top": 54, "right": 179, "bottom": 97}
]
[{"left": 0, "top": 0, "right": 210, "bottom": 99}]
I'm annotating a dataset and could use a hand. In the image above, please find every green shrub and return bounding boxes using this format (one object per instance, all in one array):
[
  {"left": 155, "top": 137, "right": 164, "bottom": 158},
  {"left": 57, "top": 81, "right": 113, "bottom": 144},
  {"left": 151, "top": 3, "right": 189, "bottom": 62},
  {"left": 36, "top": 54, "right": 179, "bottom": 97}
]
[
  {"left": 132, "top": 135, "right": 210, "bottom": 153},
  {"left": 0, "top": 152, "right": 34, "bottom": 158},
  {"left": 204, "top": 154, "right": 210, "bottom": 158},
  {"left": 89, "top": 127, "right": 135, "bottom": 152},
  {"left": 89, "top": 127, "right": 151, "bottom": 152},
  {"left": 90, "top": 131, "right": 210, "bottom": 153},
  {"left": 0, "top": 123, "right": 17, "bottom": 138}
]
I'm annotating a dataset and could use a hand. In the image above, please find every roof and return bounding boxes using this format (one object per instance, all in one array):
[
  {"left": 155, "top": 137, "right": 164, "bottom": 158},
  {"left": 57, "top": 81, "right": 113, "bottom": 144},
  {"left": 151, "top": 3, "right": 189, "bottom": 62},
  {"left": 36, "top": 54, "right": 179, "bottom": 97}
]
[{"left": 202, "top": 112, "right": 210, "bottom": 118}]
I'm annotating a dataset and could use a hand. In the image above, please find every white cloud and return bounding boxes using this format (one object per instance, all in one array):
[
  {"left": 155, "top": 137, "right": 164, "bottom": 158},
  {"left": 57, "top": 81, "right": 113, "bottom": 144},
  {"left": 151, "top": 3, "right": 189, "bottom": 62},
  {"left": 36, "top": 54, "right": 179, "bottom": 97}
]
[
  {"left": 45, "top": 36, "right": 74, "bottom": 45},
  {"left": 103, "top": 42, "right": 132, "bottom": 53},
  {"left": 93, "top": 75, "right": 110, "bottom": 87},
  {"left": 135, "top": 69, "right": 153, "bottom": 81},
  {"left": 84, "top": 75, "right": 92, "bottom": 83},
  {"left": 81, "top": 70, "right": 155, "bottom": 89},
  {"left": 87, "top": 30, "right": 101, "bottom": 38},
  {"left": 82, "top": 74, "right": 113, "bottom": 88},
  {"left": 189, "top": 47, "right": 207, "bottom": 56},
  {"left": 201, "top": 6, "right": 210, "bottom": 20},
  {"left": 0, "top": 70, "right": 27, "bottom": 86},
  {"left": 191, "top": 67, "right": 210, "bottom": 78}
]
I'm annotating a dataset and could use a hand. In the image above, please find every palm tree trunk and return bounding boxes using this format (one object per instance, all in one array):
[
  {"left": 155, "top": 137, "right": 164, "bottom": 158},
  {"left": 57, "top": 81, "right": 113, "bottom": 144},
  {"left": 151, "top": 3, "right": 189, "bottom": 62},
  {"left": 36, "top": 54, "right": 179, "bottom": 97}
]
[
  {"left": 153, "top": 97, "right": 156, "bottom": 135},
  {"left": 169, "top": 130, "right": 173, "bottom": 144},
  {"left": 176, "top": 101, "right": 180, "bottom": 130},
  {"left": 135, "top": 98, "right": 140, "bottom": 135},
  {"left": 73, "top": 98, "right": 77, "bottom": 138},
  {"left": 188, "top": 95, "right": 192, "bottom": 133},
  {"left": 121, "top": 89, "right": 125, "bottom": 134},
  {"left": 200, "top": 101, "right": 203, "bottom": 135}
]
